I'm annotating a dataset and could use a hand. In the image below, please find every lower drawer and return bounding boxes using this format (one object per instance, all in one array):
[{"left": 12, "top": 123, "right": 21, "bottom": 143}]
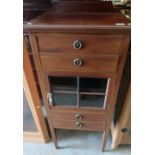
[
  {"left": 40, "top": 53, "right": 119, "bottom": 73},
  {"left": 51, "top": 111, "right": 107, "bottom": 122},
  {"left": 52, "top": 120, "right": 106, "bottom": 131}
]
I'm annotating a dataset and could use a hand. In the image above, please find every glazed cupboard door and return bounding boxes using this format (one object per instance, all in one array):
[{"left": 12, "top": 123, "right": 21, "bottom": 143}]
[
  {"left": 23, "top": 35, "right": 49, "bottom": 142},
  {"left": 46, "top": 75, "right": 112, "bottom": 110}
]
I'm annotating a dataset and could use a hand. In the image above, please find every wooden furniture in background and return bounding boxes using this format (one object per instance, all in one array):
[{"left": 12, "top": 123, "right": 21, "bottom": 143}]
[
  {"left": 111, "top": 83, "right": 131, "bottom": 149},
  {"left": 111, "top": 49, "right": 131, "bottom": 148},
  {"left": 23, "top": 36, "right": 49, "bottom": 142},
  {"left": 23, "top": 1, "right": 131, "bottom": 151}
]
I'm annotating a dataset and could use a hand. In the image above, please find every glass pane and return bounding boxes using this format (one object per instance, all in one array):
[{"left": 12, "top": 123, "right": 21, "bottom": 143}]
[
  {"left": 80, "top": 78, "right": 107, "bottom": 93},
  {"left": 23, "top": 89, "right": 38, "bottom": 132},
  {"left": 49, "top": 76, "right": 77, "bottom": 92},
  {"left": 79, "top": 95, "right": 105, "bottom": 108},
  {"left": 48, "top": 76, "right": 108, "bottom": 108},
  {"left": 53, "top": 93, "right": 77, "bottom": 107}
]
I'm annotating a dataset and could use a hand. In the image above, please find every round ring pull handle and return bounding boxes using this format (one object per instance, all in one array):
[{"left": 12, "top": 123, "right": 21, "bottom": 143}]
[
  {"left": 75, "top": 114, "right": 82, "bottom": 120},
  {"left": 73, "top": 58, "right": 83, "bottom": 67},
  {"left": 73, "top": 40, "right": 82, "bottom": 49},
  {"left": 75, "top": 122, "right": 83, "bottom": 128}
]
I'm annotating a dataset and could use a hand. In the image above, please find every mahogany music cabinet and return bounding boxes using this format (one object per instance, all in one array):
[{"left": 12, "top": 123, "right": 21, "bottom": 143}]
[{"left": 24, "top": 1, "right": 131, "bottom": 151}]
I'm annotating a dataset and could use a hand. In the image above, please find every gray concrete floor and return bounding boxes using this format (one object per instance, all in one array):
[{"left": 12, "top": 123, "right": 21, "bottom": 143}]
[{"left": 23, "top": 129, "right": 131, "bottom": 155}]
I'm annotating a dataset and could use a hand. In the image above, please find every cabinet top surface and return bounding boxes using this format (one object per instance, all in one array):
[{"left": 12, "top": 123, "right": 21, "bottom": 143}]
[{"left": 24, "top": 2, "right": 131, "bottom": 32}]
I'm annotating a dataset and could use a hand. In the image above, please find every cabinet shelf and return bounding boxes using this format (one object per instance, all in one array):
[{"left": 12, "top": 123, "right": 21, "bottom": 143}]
[
  {"left": 52, "top": 86, "right": 77, "bottom": 93},
  {"left": 52, "top": 90, "right": 106, "bottom": 96},
  {"left": 80, "top": 92, "right": 106, "bottom": 96}
]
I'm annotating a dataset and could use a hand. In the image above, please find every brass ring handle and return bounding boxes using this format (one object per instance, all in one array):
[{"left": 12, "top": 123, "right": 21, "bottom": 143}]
[
  {"left": 75, "top": 114, "right": 82, "bottom": 120},
  {"left": 73, "top": 40, "right": 82, "bottom": 49},
  {"left": 75, "top": 122, "right": 82, "bottom": 128},
  {"left": 73, "top": 58, "right": 83, "bottom": 67}
]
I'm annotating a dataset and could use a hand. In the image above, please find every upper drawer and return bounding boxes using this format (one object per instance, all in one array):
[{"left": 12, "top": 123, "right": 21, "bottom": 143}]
[
  {"left": 36, "top": 34, "right": 123, "bottom": 54},
  {"left": 40, "top": 53, "right": 119, "bottom": 73},
  {"left": 50, "top": 110, "right": 107, "bottom": 123}
]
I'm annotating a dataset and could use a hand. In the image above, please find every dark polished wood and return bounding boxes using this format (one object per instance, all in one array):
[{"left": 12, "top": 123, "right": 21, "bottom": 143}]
[
  {"left": 23, "top": 1, "right": 130, "bottom": 32},
  {"left": 23, "top": 0, "right": 50, "bottom": 21},
  {"left": 40, "top": 53, "right": 119, "bottom": 73},
  {"left": 37, "top": 33, "right": 124, "bottom": 53},
  {"left": 24, "top": 1, "right": 131, "bottom": 151}
]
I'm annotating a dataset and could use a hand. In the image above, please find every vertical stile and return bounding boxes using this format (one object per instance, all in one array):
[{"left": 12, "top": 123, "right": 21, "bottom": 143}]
[
  {"left": 77, "top": 77, "right": 80, "bottom": 107},
  {"left": 103, "top": 78, "right": 110, "bottom": 109}
]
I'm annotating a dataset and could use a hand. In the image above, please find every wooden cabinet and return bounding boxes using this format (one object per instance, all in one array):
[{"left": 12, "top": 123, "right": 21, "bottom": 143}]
[
  {"left": 111, "top": 52, "right": 131, "bottom": 148},
  {"left": 24, "top": 1, "right": 130, "bottom": 151}
]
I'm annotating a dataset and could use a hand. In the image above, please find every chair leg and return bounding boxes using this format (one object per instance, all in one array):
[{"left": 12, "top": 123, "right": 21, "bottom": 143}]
[{"left": 102, "top": 130, "right": 109, "bottom": 152}]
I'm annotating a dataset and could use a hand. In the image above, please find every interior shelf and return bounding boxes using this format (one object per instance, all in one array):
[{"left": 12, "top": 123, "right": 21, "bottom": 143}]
[{"left": 80, "top": 92, "right": 106, "bottom": 96}]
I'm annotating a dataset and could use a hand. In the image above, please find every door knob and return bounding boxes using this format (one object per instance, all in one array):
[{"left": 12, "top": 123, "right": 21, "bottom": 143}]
[
  {"left": 73, "top": 40, "right": 82, "bottom": 49},
  {"left": 75, "top": 114, "right": 82, "bottom": 120},
  {"left": 75, "top": 122, "right": 83, "bottom": 128},
  {"left": 73, "top": 58, "right": 83, "bottom": 67}
]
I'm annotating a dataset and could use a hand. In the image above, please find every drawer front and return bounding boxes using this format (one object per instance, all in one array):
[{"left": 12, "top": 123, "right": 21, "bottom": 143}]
[
  {"left": 37, "top": 34, "right": 123, "bottom": 54},
  {"left": 52, "top": 120, "right": 106, "bottom": 131},
  {"left": 51, "top": 111, "right": 107, "bottom": 122},
  {"left": 40, "top": 53, "right": 119, "bottom": 73}
]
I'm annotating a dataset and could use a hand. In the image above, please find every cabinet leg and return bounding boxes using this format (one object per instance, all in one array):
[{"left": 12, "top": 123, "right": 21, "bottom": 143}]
[
  {"left": 49, "top": 121, "right": 58, "bottom": 149},
  {"left": 51, "top": 128, "right": 58, "bottom": 149},
  {"left": 102, "top": 130, "right": 109, "bottom": 152}
]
